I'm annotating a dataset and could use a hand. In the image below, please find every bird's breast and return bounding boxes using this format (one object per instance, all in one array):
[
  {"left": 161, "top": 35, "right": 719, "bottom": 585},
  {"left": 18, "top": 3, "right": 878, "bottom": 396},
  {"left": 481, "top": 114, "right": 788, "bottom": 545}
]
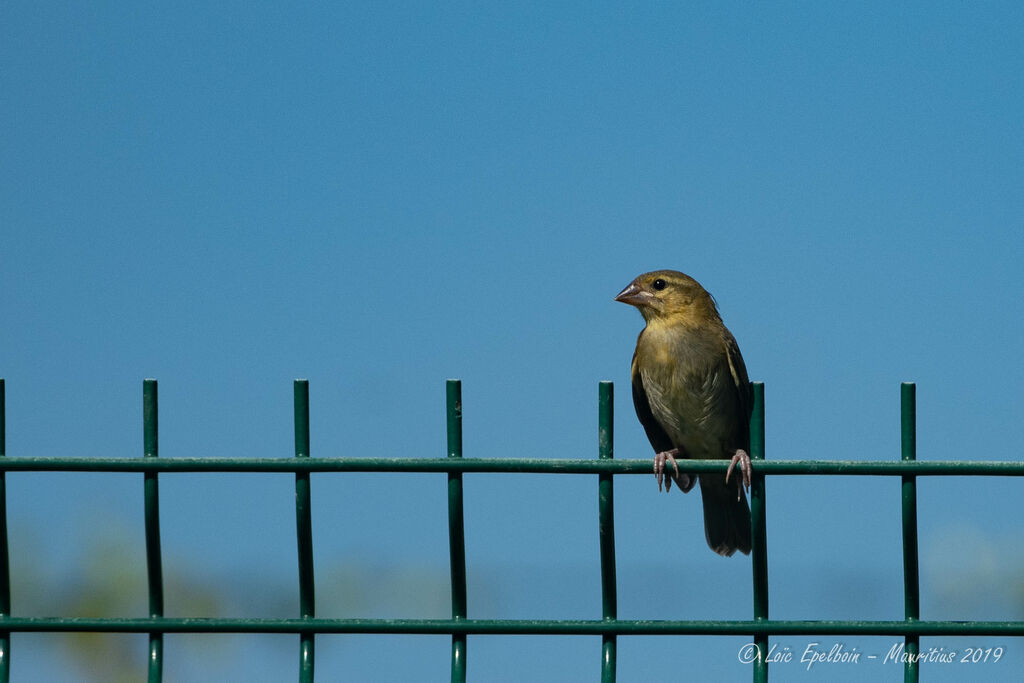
[{"left": 637, "top": 325, "right": 742, "bottom": 458}]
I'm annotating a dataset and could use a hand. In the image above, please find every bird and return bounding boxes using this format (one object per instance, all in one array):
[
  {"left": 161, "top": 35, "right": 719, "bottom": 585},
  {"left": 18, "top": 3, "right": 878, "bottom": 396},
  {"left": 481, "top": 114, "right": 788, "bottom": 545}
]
[{"left": 615, "top": 269, "right": 752, "bottom": 556}]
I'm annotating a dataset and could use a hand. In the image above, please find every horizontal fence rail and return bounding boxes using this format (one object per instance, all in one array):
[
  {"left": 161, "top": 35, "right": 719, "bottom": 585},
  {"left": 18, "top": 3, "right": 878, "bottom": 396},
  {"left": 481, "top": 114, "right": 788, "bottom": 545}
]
[
  {"left": 0, "top": 378, "right": 1020, "bottom": 683},
  {"left": 0, "top": 617, "right": 1020, "bottom": 636},
  {"left": 0, "top": 458, "right": 1018, "bottom": 475}
]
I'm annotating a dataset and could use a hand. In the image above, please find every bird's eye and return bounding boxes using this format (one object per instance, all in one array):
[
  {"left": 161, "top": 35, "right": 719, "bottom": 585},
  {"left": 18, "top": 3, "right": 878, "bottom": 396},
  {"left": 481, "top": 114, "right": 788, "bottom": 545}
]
[{"left": 652, "top": 278, "right": 667, "bottom": 291}]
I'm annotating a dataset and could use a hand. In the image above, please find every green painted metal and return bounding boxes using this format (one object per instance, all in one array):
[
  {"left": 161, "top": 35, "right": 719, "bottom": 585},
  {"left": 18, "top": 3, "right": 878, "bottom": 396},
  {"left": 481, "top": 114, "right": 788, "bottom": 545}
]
[
  {"left": 0, "top": 616, "right": 1019, "bottom": 636},
  {"left": 293, "top": 380, "right": 315, "bottom": 683},
  {"left": 0, "top": 378, "right": 1020, "bottom": 681},
  {"left": 142, "top": 380, "right": 164, "bottom": 682},
  {"left": 901, "top": 383, "right": 920, "bottom": 683},
  {"left": 749, "top": 382, "right": 768, "bottom": 682},
  {"left": 446, "top": 380, "right": 468, "bottom": 683},
  {"left": 0, "top": 380, "right": 9, "bottom": 683},
  {"left": 0, "top": 457, "right": 1018, "bottom": 475},
  {"left": 597, "top": 382, "right": 616, "bottom": 683}
]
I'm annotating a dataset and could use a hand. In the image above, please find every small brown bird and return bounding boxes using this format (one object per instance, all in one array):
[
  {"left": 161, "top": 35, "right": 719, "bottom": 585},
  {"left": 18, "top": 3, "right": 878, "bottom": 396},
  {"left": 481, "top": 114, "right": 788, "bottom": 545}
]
[{"left": 615, "top": 270, "right": 752, "bottom": 556}]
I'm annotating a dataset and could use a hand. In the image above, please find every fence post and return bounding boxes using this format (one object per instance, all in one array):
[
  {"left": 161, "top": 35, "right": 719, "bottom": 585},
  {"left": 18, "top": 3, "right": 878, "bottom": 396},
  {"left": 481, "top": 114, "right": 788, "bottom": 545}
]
[
  {"left": 447, "top": 380, "right": 468, "bottom": 683},
  {"left": 294, "top": 380, "right": 316, "bottom": 682},
  {"left": 901, "top": 383, "right": 920, "bottom": 682},
  {"left": 598, "top": 381, "right": 617, "bottom": 683},
  {"left": 143, "top": 379, "right": 164, "bottom": 682},
  {"left": 749, "top": 382, "right": 768, "bottom": 683}
]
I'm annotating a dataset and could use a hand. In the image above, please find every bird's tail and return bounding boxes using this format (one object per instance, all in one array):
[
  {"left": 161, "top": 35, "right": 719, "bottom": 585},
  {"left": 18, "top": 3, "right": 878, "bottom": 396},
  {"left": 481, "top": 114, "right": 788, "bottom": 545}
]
[{"left": 697, "top": 474, "right": 751, "bottom": 557}]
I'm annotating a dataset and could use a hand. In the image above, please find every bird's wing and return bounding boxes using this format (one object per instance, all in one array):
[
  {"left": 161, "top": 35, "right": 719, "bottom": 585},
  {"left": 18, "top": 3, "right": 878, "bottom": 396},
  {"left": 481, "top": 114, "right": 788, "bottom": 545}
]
[
  {"left": 723, "top": 330, "right": 753, "bottom": 449},
  {"left": 631, "top": 351, "right": 676, "bottom": 453}
]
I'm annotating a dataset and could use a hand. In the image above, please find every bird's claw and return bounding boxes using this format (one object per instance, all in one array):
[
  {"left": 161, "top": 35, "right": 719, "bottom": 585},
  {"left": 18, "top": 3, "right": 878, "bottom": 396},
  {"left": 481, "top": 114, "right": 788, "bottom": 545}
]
[
  {"left": 725, "top": 448, "right": 752, "bottom": 501},
  {"left": 654, "top": 449, "right": 681, "bottom": 492}
]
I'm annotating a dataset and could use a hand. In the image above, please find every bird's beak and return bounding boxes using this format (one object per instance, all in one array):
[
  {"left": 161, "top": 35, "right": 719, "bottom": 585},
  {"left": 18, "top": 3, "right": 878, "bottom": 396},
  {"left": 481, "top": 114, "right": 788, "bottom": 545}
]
[{"left": 614, "top": 282, "right": 652, "bottom": 306}]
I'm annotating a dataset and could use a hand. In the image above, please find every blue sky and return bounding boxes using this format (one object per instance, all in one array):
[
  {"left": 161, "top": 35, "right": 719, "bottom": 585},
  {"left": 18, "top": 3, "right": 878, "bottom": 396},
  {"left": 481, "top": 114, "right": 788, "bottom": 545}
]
[{"left": 2, "top": 2, "right": 1023, "bottom": 681}]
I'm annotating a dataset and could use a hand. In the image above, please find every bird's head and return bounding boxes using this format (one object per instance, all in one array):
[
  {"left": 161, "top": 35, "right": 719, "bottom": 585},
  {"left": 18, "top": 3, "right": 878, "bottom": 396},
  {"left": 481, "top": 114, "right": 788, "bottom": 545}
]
[{"left": 614, "top": 270, "right": 719, "bottom": 325}]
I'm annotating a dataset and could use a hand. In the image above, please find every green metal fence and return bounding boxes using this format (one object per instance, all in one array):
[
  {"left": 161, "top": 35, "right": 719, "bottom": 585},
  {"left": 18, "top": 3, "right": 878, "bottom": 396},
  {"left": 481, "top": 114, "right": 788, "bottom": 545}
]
[{"left": 0, "top": 377, "right": 1021, "bottom": 682}]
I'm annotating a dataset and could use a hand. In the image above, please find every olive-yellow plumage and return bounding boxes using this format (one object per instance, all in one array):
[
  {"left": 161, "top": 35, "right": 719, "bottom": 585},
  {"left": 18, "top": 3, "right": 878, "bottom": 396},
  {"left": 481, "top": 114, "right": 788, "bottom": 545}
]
[{"left": 615, "top": 270, "right": 752, "bottom": 556}]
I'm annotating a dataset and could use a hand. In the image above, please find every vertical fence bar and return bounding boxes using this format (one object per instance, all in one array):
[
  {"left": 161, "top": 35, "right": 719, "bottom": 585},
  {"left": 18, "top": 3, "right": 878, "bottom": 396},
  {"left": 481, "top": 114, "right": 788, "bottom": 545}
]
[
  {"left": 0, "top": 380, "right": 9, "bottom": 683},
  {"left": 294, "top": 380, "right": 316, "bottom": 683},
  {"left": 142, "top": 379, "right": 164, "bottom": 683},
  {"left": 598, "top": 381, "right": 617, "bottom": 683},
  {"left": 901, "top": 383, "right": 920, "bottom": 683},
  {"left": 749, "top": 382, "right": 768, "bottom": 683},
  {"left": 446, "top": 380, "right": 468, "bottom": 683}
]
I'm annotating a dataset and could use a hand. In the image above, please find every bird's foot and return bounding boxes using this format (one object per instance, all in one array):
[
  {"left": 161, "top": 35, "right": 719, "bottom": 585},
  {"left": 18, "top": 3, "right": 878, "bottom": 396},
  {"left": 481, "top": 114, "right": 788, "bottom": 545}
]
[
  {"left": 654, "top": 449, "right": 694, "bottom": 492},
  {"left": 654, "top": 449, "right": 680, "bottom": 492},
  {"left": 725, "top": 448, "right": 752, "bottom": 500}
]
